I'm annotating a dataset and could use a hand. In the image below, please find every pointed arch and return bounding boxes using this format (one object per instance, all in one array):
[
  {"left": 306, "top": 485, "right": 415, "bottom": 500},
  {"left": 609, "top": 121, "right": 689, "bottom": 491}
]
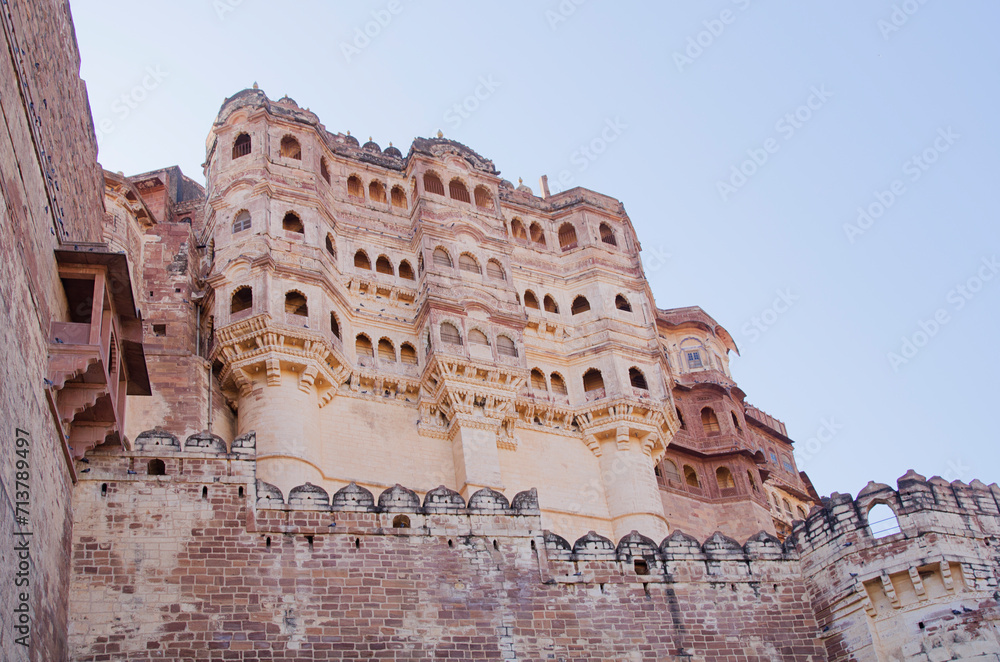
[
  {"left": 701, "top": 407, "right": 720, "bottom": 433},
  {"left": 320, "top": 157, "right": 330, "bottom": 183},
  {"left": 458, "top": 253, "right": 481, "bottom": 274},
  {"left": 400, "top": 342, "right": 418, "bottom": 365},
  {"left": 716, "top": 467, "right": 736, "bottom": 490},
  {"left": 582, "top": 368, "right": 604, "bottom": 393},
  {"left": 284, "top": 291, "right": 308, "bottom": 316},
  {"left": 354, "top": 250, "right": 371, "bottom": 270},
  {"left": 232, "top": 210, "right": 251, "bottom": 233},
  {"left": 280, "top": 135, "right": 301, "bottom": 160},
  {"left": 571, "top": 295, "right": 591, "bottom": 315},
  {"left": 543, "top": 295, "right": 558, "bottom": 314},
  {"left": 529, "top": 222, "right": 546, "bottom": 246},
  {"left": 511, "top": 218, "right": 528, "bottom": 242},
  {"left": 440, "top": 322, "right": 462, "bottom": 345},
  {"left": 530, "top": 368, "right": 546, "bottom": 390},
  {"left": 369, "top": 180, "right": 387, "bottom": 204},
  {"left": 398, "top": 260, "right": 415, "bottom": 280},
  {"left": 449, "top": 178, "right": 470, "bottom": 203},
  {"left": 282, "top": 211, "right": 304, "bottom": 234},
  {"left": 325, "top": 233, "right": 336, "bottom": 259},
  {"left": 558, "top": 222, "right": 578, "bottom": 250},
  {"left": 424, "top": 172, "right": 445, "bottom": 196},
  {"left": 683, "top": 465, "right": 700, "bottom": 488},
  {"left": 347, "top": 175, "right": 364, "bottom": 198},
  {"left": 474, "top": 185, "right": 493, "bottom": 209},
  {"left": 232, "top": 132, "right": 251, "bottom": 159},
  {"left": 486, "top": 259, "right": 505, "bottom": 280},
  {"left": 375, "top": 255, "right": 394, "bottom": 275},
  {"left": 391, "top": 185, "right": 407, "bottom": 209},
  {"left": 469, "top": 329, "right": 489, "bottom": 346},
  {"left": 432, "top": 247, "right": 452, "bottom": 268},
  {"left": 355, "top": 334, "right": 374, "bottom": 357},
  {"left": 629, "top": 367, "right": 648, "bottom": 390},
  {"left": 615, "top": 294, "right": 632, "bottom": 312},
  {"left": 231, "top": 286, "right": 252, "bottom": 314},
  {"left": 330, "top": 312, "right": 341, "bottom": 339},
  {"left": 523, "top": 290, "right": 540, "bottom": 310},
  {"left": 599, "top": 222, "right": 617, "bottom": 246},
  {"left": 496, "top": 335, "right": 517, "bottom": 357},
  {"left": 378, "top": 338, "right": 396, "bottom": 362}
]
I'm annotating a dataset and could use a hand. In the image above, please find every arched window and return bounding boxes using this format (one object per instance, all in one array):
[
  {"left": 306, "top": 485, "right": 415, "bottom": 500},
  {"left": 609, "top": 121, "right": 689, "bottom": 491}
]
[
  {"left": 681, "top": 339, "right": 705, "bottom": 370},
  {"left": 615, "top": 294, "right": 632, "bottom": 312},
  {"left": 458, "top": 253, "right": 481, "bottom": 274},
  {"left": 356, "top": 334, "right": 374, "bottom": 357},
  {"left": 449, "top": 179, "right": 470, "bottom": 203},
  {"left": 797, "top": 506, "right": 807, "bottom": 520},
  {"left": 731, "top": 411, "right": 742, "bottom": 432},
  {"left": 424, "top": 172, "right": 444, "bottom": 196},
  {"left": 867, "top": 503, "right": 901, "bottom": 538},
  {"left": 599, "top": 222, "right": 617, "bottom": 246},
  {"left": 701, "top": 407, "right": 720, "bottom": 433},
  {"left": 231, "top": 287, "right": 252, "bottom": 314},
  {"left": 543, "top": 295, "right": 559, "bottom": 314},
  {"left": 676, "top": 407, "right": 685, "bottom": 429},
  {"left": 772, "top": 494, "right": 780, "bottom": 510},
  {"left": 320, "top": 157, "right": 330, "bottom": 183},
  {"left": 375, "top": 255, "right": 394, "bottom": 275},
  {"left": 529, "top": 222, "right": 546, "bottom": 246},
  {"left": 147, "top": 459, "right": 166, "bottom": 476},
  {"left": 571, "top": 296, "right": 591, "bottom": 315},
  {"left": 747, "top": 470, "right": 758, "bottom": 492},
  {"left": 716, "top": 467, "right": 736, "bottom": 490},
  {"left": 550, "top": 373, "right": 568, "bottom": 395},
  {"left": 486, "top": 259, "right": 505, "bottom": 280},
  {"left": 524, "top": 290, "right": 540, "bottom": 310},
  {"left": 497, "top": 335, "right": 517, "bottom": 357},
  {"left": 440, "top": 322, "right": 462, "bottom": 345},
  {"left": 474, "top": 185, "right": 493, "bottom": 209},
  {"left": 582, "top": 368, "right": 604, "bottom": 393},
  {"left": 330, "top": 313, "right": 341, "bottom": 339},
  {"left": 558, "top": 223, "right": 578, "bottom": 250},
  {"left": 378, "top": 338, "right": 396, "bottom": 362},
  {"left": 683, "top": 465, "right": 700, "bottom": 488},
  {"left": 511, "top": 219, "right": 528, "bottom": 242},
  {"left": 232, "top": 210, "right": 251, "bottom": 233},
  {"left": 433, "top": 247, "right": 452, "bottom": 268},
  {"left": 530, "top": 369, "right": 546, "bottom": 390},
  {"left": 347, "top": 175, "right": 364, "bottom": 199},
  {"left": 400, "top": 343, "right": 418, "bottom": 365},
  {"left": 629, "top": 367, "right": 648, "bottom": 390},
  {"left": 391, "top": 185, "right": 407, "bottom": 209},
  {"left": 325, "top": 234, "right": 336, "bottom": 259},
  {"left": 418, "top": 254, "right": 424, "bottom": 273},
  {"left": 661, "top": 460, "right": 681, "bottom": 484},
  {"left": 398, "top": 260, "right": 415, "bottom": 280},
  {"left": 282, "top": 212, "right": 304, "bottom": 234},
  {"left": 280, "top": 135, "right": 301, "bottom": 160},
  {"left": 369, "top": 180, "right": 387, "bottom": 204},
  {"left": 469, "top": 329, "right": 489, "bottom": 346},
  {"left": 354, "top": 250, "right": 371, "bottom": 270},
  {"left": 232, "top": 132, "right": 251, "bottom": 159},
  {"left": 782, "top": 499, "right": 793, "bottom": 516},
  {"left": 285, "top": 291, "right": 308, "bottom": 316}
]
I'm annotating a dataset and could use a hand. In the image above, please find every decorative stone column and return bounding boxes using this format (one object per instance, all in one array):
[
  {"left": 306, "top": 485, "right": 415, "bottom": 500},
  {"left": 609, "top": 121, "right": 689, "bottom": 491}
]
[{"left": 595, "top": 426, "right": 669, "bottom": 541}]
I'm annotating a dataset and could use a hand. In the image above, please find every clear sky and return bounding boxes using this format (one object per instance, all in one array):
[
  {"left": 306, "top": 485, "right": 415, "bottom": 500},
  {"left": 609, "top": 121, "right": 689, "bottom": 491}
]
[{"left": 72, "top": 1, "right": 1000, "bottom": 499}]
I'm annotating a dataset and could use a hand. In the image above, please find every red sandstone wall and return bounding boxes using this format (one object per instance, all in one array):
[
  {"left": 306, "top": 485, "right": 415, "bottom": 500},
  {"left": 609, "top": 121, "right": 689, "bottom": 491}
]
[
  {"left": 68, "top": 434, "right": 828, "bottom": 661},
  {"left": 0, "top": 1, "right": 106, "bottom": 660}
]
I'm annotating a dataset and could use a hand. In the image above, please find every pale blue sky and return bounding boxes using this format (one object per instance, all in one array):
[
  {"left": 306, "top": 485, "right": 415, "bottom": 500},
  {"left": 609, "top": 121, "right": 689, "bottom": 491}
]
[{"left": 73, "top": 1, "right": 1000, "bottom": 498}]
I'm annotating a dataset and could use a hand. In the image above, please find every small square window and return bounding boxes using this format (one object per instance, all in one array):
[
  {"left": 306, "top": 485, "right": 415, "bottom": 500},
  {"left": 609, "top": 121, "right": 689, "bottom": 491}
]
[
  {"left": 782, "top": 457, "right": 794, "bottom": 472},
  {"left": 686, "top": 351, "right": 702, "bottom": 369},
  {"left": 153, "top": 324, "right": 167, "bottom": 337},
  {"left": 769, "top": 451, "right": 778, "bottom": 463}
]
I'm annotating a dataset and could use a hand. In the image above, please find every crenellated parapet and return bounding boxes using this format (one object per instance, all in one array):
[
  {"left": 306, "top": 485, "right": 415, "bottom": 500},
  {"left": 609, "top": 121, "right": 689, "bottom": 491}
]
[{"left": 790, "top": 469, "right": 1000, "bottom": 662}]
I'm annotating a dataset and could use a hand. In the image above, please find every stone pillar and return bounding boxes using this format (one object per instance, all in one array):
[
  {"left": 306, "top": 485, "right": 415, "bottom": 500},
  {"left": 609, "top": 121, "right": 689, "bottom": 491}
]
[
  {"left": 449, "top": 415, "right": 504, "bottom": 500},
  {"left": 597, "top": 426, "right": 668, "bottom": 541},
  {"left": 237, "top": 366, "right": 323, "bottom": 497}
]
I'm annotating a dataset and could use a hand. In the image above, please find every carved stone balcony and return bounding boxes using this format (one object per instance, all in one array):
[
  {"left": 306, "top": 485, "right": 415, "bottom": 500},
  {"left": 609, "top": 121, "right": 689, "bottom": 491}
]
[{"left": 49, "top": 247, "right": 150, "bottom": 462}]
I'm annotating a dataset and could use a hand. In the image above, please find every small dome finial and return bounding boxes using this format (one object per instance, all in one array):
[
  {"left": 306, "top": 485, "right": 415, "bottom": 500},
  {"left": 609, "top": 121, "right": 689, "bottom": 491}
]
[
  {"left": 388, "top": 141, "right": 393, "bottom": 147},
  {"left": 252, "top": 81, "right": 258, "bottom": 89},
  {"left": 436, "top": 129, "right": 444, "bottom": 138},
  {"left": 368, "top": 136, "right": 373, "bottom": 142},
  {"left": 346, "top": 130, "right": 351, "bottom": 136},
  {"left": 518, "top": 177, "right": 523, "bottom": 185}
]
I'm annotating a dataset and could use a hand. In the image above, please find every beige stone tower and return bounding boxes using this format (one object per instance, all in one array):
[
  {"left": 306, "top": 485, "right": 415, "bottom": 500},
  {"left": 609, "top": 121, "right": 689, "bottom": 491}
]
[{"left": 199, "top": 89, "right": 680, "bottom": 540}]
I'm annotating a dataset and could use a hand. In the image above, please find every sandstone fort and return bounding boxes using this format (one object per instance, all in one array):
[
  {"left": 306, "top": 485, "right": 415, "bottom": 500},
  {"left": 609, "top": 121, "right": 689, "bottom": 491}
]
[{"left": 0, "top": 2, "right": 998, "bottom": 660}]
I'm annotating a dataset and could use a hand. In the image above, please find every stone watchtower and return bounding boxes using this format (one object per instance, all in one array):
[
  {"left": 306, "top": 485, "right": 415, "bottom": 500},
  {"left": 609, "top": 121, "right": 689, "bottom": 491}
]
[{"left": 199, "top": 88, "right": 679, "bottom": 540}]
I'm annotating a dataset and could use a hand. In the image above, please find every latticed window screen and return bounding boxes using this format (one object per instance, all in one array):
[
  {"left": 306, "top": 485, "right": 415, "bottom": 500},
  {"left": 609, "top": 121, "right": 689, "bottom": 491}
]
[{"left": 440, "top": 323, "right": 462, "bottom": 345}]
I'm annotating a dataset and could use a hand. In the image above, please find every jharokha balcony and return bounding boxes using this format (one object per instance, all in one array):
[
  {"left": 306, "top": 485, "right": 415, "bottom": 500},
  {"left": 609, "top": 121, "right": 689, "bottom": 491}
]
[{"left": 48, "top": 247, "right": 150, "bottom": 467}]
